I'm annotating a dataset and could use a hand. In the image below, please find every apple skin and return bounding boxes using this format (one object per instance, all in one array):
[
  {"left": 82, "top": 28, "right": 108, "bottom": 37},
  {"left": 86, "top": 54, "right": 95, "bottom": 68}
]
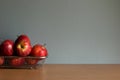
[
  {"left": 14, "top": 34, "right": 32, "bottom": 56},
  {"left": 0, "top": 57, "right": 4, "bottom": 65},
  {"left": 9, "top": 57, "right": 25, "bottom": 67},
  {"left": 14, "top": 42, "right": 32, "bottom": 56},
  {"left": 30, "top": 44, "right": 48, "bottom": 57},
  {"left": 0, "top": 40, "right": 14, "bottom": 56},
  {"left": 15, "top": 35, "right": 31, "bottom": 44}
]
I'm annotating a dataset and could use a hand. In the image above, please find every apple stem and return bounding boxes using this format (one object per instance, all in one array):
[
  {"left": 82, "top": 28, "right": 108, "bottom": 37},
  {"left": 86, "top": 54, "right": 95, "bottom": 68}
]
[
  {"left": 43, "top": 43, "right": 46, "bottom": 47},
  {"left": 16, "top": 35, "right": 19, "bottom": 37}
]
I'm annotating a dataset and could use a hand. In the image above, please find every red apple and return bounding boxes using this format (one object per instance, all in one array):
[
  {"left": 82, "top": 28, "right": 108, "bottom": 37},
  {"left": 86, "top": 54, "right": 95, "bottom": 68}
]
[
  {"left": 0, "top": 57, "right": 4, "bottom": 65},
  {"left": 30, "top": 44, "right": 48, "bottom": 58},
  {"left": 26, "top": 58, "right": 38, "bottom": 65},
  {"left": 26, "top": 44, "right": 48, "bottom": 65},
  {"left": 14, "top": 34, "right": 32, "bottom": 56},
  {"left": 9, "top": 57, "right": 25, "bottom": 67},
  {"left": 16, "top": 35, "right": 31, "bottom": 44},
  {"left": 0, "top": 40, "right": 14, "bottom": 56}
]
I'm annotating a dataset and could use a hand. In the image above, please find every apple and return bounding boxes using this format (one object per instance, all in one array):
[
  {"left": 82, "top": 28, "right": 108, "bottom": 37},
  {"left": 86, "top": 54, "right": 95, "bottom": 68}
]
[
  {"left": 26, "top": 44, "right": 48, "bottom": 65},
  {"left": 0, "top": 40, "right": 14, "bottom": 56},
  {"left": 16, "top": 35, "right": 31, "bottom": 44},
  {"left": 14, "top": 34, "right": 32, "bottom": 56},
  {"left": 26, "top": 58, "right": 38, "bottom": 65},
  {"left": 9, "top": 57, "right": 25, "bottom": 67},
  {"left": 0, "top": 57, "right": 4, "bottom": 65},
  {"left": 30, "top": 44, "right": 48, "bottom": 58}
]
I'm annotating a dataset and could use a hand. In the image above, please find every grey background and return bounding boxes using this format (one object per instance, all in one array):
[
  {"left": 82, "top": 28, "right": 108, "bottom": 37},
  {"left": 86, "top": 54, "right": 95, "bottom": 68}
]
[{"left": 0, "top": 0, "right": 120, "bottom": 64}]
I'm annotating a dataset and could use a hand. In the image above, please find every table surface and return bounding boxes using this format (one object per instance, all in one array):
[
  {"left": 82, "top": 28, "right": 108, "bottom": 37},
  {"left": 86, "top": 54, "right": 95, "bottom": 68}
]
[{"left": 0, "top": 64, "right": 120, "bottom": 80}]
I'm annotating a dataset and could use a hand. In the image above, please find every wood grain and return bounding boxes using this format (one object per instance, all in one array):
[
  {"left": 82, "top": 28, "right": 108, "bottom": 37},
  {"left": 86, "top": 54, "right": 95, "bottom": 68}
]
[{"left": 0, "top": 64, "right": 120, "bottom": 80}]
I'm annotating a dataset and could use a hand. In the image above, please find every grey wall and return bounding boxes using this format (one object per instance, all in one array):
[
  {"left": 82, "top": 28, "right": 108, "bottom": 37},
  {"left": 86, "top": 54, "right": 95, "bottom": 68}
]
[{"left": 0, "top": 0, "right": 120, "bottom": 64}]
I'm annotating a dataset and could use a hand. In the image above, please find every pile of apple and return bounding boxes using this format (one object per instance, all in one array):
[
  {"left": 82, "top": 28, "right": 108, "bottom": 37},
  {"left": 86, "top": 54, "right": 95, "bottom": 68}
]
[{"left": 0, "top": 34, "right": 48, "bottom": 67}]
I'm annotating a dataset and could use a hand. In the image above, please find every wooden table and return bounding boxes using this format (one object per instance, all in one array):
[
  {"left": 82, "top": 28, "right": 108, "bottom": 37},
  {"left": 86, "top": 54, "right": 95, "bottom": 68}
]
[{"left": 0, "top": 64, "right": 120, "bottom": 80}]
